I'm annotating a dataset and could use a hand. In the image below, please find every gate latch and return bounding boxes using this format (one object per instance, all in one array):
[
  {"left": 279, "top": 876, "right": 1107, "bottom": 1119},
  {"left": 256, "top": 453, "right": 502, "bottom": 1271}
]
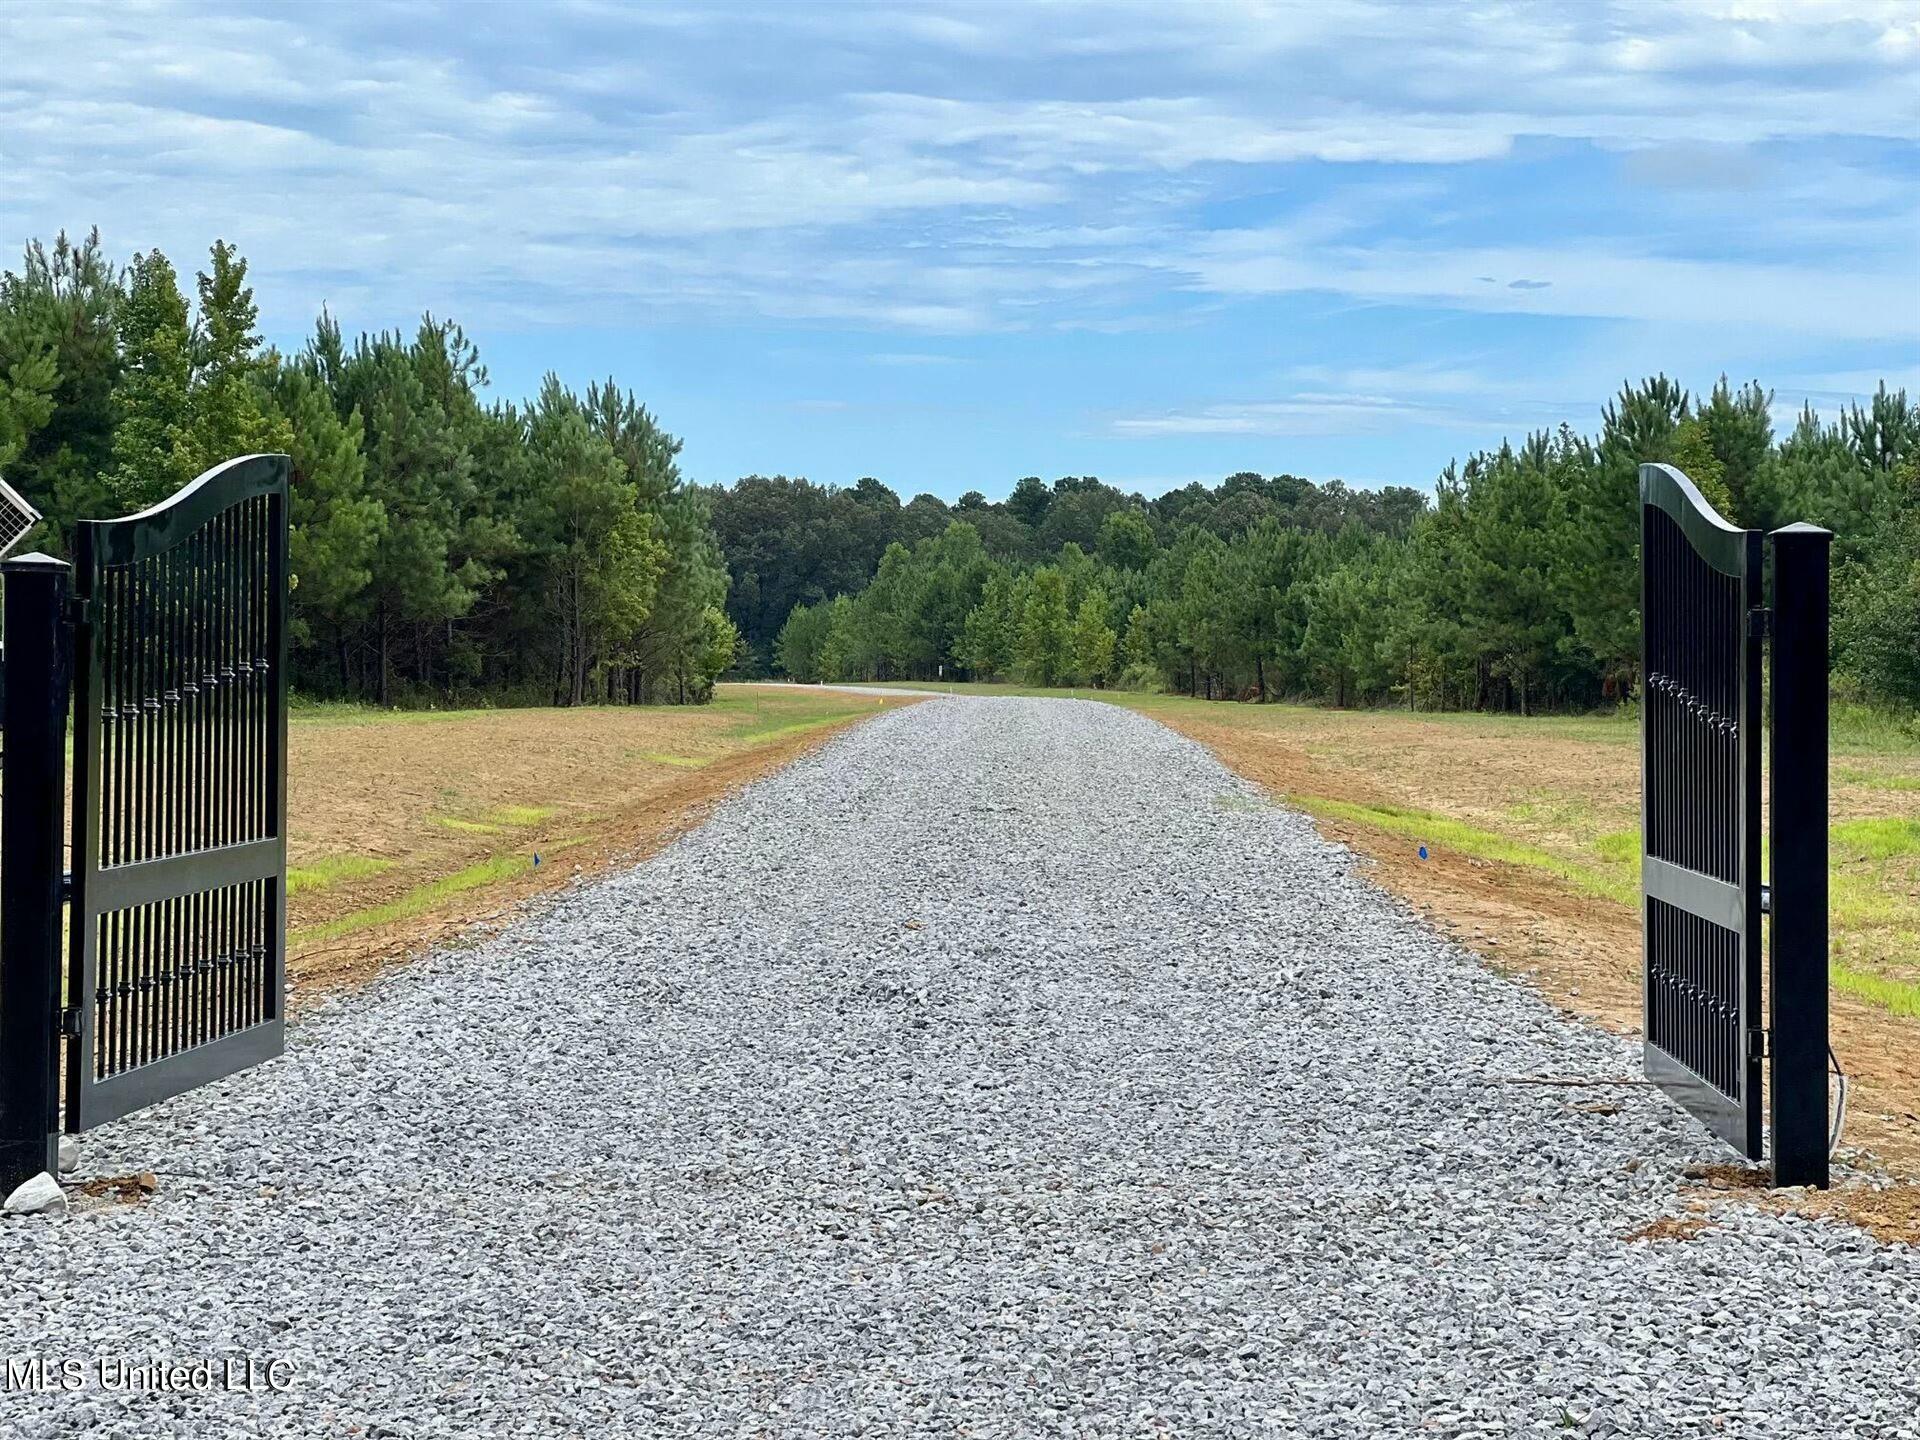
[
  {"left": 1747, "top": 1027, "right": 1769, "bottom": 1062},
  {"left": 59, "top": 1007, "right": 82, "bottom": 1038},
  {"left": 1746, "top": 607, "right": 1771, "bottom": 639}
]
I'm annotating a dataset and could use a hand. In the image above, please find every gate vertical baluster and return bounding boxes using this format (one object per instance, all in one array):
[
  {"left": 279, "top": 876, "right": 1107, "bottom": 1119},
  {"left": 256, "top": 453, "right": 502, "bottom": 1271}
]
[
  {"left": 227, "top": 504, "right": 242, "bottom": 1032},
  {"left": 168, "top": 541, "right": 182, "bottom": 1059},
  {"left": 215, "top": 507, "right": 228, "bottom": 853},
  {"left": 96, "top": 564, "right": 108, "bottom": 1079},
  {"left": 204, "top": 512, "right": 219, "bottom": 1037},
  {"left": 99, "top": 565, "right": 117, "bottom": 1077},
  {"left": 113, "top": 564, "right": 129, "bottom": 1082},
  {"left": 235, "top": 503, "right": 248, "bottom": 1029},
  {"left": 113, "top": 559, "right": 128, "bottom": 1075},
  {"left": 196, "top": 522, "right": 208, "bottom": 849},
  {"left": 143, "top": 556, "right": 159, "bottom": 1067},
  {"left": 270, "top": 481, "right": 288, "bottom": 1031},
  {"left": 109, "top": 563, "right": 125, "bottom": 1078},
  {"left": 244, "top": 496, "right": 257, "bottom": 845},
  {"left": 153, "top": 551, "right": 166, "bottom": 1063},
  {"left": 145, "top": 556, "right": 162, "bottom": 1066},
  {"left": 191, "top": 525, "right": 207, "bottom": 1050},
  {"left": 132, "top": 558, "right": 149, "bottom": 1070},
  {"left": 162, "top": 547, "right": 176, "bottom": 1059},
  {"left": 142, "top": 556, "right": 157, "bottom": 1075},
  {"left": 214, "top": 513, "right": 227, "bottom": 1041},
  {"left": 155, "top": 550, "right": 171, "bottom": 1061},
  {"left": 255, "top": 497, "right": 269, "bottom": 1019},
  {"left": 171, "top": 541, "right": 187, "bottom": 1055},
  {"left": 190, "top": 530, "right": 205, "bottom": 1052},
  {"left": 123, "top": 561, "right": 140, "bottom": 1074},
  {"left": 226, "top": 503, "right": 240, "bottom": 1035},
  {"left": 245, "top": 499, "right": 257, "bottom": 1022},
  {"left": 244, "top": 499, "right": 259, "bottom": 1017},
  {"left": 152, "top": 560, "right": 164, "bottom": 1063},
  {"left": 180, "top": 532, "right": 195, "bottom": 1052}
]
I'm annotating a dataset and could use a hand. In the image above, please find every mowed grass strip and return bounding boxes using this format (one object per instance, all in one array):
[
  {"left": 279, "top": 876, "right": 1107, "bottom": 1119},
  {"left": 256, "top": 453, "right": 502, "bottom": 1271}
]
[
  {"left": 293, "top": 857, "right": 530, "bottom": 946},
  {"left": 430, "top": 804, "right": 556, "bottom": 834},
  {"left": 286, "top": 854, "right": 394, "bottom": 896},
  {"left": 1291, "top": 796, "right": 1641, "bottom": 908}
]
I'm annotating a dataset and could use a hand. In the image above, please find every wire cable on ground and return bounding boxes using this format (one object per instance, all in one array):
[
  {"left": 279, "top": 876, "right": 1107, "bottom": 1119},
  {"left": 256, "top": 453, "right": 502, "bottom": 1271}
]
[{"left": 1829, "top": 1044, "right": 1849, "bottom": 1157}]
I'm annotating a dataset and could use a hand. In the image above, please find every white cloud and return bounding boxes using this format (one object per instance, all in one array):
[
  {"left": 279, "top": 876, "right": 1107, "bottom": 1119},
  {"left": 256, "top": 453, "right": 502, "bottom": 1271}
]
[
  {"left": 1106, "top": 371, "right": 1567, "bottom": 440},
  {"left": 1175, "top": 235, "right": 1920, "bottom": 343},
  {"left": 1112, "top": 397, "right": 1481, "bottom": 439},
  {"left": 0, "top": 0, "right": 1913, "bottom": 352}
]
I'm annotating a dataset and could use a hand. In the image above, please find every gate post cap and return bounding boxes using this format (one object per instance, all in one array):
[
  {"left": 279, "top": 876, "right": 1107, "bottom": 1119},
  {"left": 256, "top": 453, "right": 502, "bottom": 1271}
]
[
  {"left": 1768, "top": 522, "right": 1833, "bottom": 540},
  {"left": 1, "top": 552, "right": 70, "bottom": 572}
]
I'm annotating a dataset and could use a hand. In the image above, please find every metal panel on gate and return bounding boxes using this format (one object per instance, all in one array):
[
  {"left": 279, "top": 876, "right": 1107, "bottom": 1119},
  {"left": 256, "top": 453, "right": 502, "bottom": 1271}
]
[
  {"left": 65, "top": 455, "right": 290, "bottom": 1131},
  {"left": 1639, "top": 462, "right": 1764, "bottom": 1158}
]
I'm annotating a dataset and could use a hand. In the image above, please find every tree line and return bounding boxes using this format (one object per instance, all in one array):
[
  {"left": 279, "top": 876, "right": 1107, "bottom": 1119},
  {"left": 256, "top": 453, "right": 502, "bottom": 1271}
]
[
  {"left": 762, "top": 378, "right": 1919, "bottom": 712},
  {"left": 5, "top": 230, "right": 1911, "bottom": 716},
  {"left": 707, "top": 469, "right": 1427, "bottom": 672},
  {"left": 0, "top": 230, "right": 736, "bottom": 707}
]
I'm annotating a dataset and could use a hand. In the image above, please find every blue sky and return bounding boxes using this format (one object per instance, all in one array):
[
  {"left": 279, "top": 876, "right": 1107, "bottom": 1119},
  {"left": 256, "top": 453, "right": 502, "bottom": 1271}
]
[{"left": 2, "top": 1, "right": 1917, "bottom": 500}]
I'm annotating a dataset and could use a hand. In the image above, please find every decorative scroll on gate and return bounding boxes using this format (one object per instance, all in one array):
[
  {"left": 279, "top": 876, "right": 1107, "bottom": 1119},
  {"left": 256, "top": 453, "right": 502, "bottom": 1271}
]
[
  {"left": 65, "top": 454, "right": 290, "bottom": 1130},
  {"left": 1639, "top": 462, "right": 1764, "bottom": 1159}
]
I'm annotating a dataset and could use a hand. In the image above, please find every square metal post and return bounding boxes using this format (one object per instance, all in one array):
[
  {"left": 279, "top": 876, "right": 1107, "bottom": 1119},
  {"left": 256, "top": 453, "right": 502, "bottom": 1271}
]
[
  {"left": 0, "top": 553, "right": 71, "bottom": 1194},
  {"left": 1768, "top": 523, "right": 1832, "bottom": 1189}
]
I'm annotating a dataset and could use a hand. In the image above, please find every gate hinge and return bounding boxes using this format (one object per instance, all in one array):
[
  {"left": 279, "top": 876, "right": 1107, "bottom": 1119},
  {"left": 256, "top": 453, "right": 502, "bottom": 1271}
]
[
  {"left": 59, "top": 1007, "right": 82, "bottom": 1038},
  {"left": 1746, "top": 607, "right": 1771, "bottom": 639},
  {"left": 67, "top": 595, "right": 96, "bottom": 629},
  {"left": 1747, "top": 1027, "right": 1769, "bottom": 1062}
]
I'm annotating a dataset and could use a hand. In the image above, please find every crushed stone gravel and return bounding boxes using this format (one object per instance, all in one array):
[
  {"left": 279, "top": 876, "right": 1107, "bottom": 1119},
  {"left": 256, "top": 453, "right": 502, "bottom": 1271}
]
[{"left": 4, "top": 698, "right": 1916, "bottom": 1438}]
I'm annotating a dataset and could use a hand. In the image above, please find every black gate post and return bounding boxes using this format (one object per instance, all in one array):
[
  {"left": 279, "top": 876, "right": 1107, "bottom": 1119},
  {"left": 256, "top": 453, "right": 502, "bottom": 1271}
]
[
  {"left": 0, "top": 554, "right": 71, "bottom": 1195},
  {"left": 1768, "top": 523, "right": 1832, "bottom": 1188}
]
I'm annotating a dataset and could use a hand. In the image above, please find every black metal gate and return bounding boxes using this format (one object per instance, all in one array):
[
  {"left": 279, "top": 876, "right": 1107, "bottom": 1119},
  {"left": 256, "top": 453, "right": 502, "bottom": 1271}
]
[
  {"left": 1639, "top": 461, "right": 1763, "bottom": 1157},
  {"left": 1640, "top": 461, "right": 1832, "bottom": 1186},
  {"left": 65, "top": 454, "right": 290, "bottom": 1129}
]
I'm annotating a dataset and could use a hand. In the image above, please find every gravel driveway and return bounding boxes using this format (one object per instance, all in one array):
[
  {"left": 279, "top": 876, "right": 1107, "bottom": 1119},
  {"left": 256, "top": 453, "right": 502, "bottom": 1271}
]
[{"left": 6, "top": 699, "right": 1916, "bottom": 1438}]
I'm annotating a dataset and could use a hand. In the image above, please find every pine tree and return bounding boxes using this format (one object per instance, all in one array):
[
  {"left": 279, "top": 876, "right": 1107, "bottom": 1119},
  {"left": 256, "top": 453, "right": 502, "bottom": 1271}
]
[
  {"left": 774, "top": 601, "right": 833, "bottom": 682},
  {"left": 0, "top": 312, "right": 57, "bottom": 477},
  {"left": 187, "top": 239, "right": 281, "bottom": 470},
  {"left": 1096, "top": 508, "right": 1156, "bottom": 570},
  {"left": 1016, "top": 567, "right": 1072, "bottom": 685},
  {"left": 341, "top": 320, "right": 503, "bottom": 702},
  {"left": 1834, "top": 457, "right": 1920, "bottom": 705},
  {"left": 266, "top": 359, "right": 386, "bottom": 681},
  {"left": 0, "top": 228, "right": 123, "bottom": 542},
  {"left": 958, "top": 571, "right": 1019, "bottom": 679},
  {"left": 109, "top": 249, "right": 196, "bottom": 509},
  {"left": 1068, "top": 589, "right": 1117, "bottom": 686},
  {"left": 520, "top": 376, "right": 665, "bottom": 705},
  {"left": 1699, "top": 377, "right": 1773, "bottom": 525},
  {"left": 1554, "top": 378, "right": 1688, "bottom": 694}
]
